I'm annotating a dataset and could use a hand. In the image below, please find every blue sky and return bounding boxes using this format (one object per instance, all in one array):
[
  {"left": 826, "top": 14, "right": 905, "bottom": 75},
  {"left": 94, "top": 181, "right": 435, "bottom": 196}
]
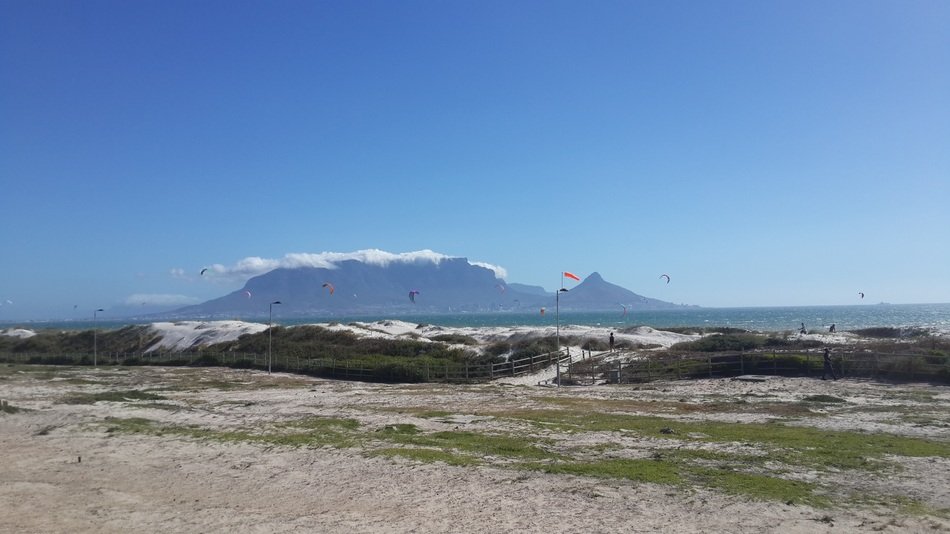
[{"left": 2, "top": 0, "right": 948, "bottom": 320}]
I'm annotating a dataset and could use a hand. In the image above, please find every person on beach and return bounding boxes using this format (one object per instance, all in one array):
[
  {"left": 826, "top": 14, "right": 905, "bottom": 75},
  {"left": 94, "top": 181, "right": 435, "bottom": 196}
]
[
  {"left": 829, "top": 323, "right": 836, "bottom": 333},
  {"left": 609, "top": 332, "right": 615, "bottom": 352},
  {"left": 800, "top": 322, "right": 807, "bottom": 335},
  {"left": 822, "top": 348, "right": 838, "bottom": 380}
]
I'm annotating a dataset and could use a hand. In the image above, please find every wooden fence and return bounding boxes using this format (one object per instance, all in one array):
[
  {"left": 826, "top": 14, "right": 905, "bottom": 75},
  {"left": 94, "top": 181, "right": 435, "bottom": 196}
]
[
  {"left": 0, "top": 348, "right": 567, "bottom": 384},
  {"left": 601, "top": 351, "right": 950, "bottom": 384},
  {"left": 3, "top": 349, "right": 946, "bottom": 385}
]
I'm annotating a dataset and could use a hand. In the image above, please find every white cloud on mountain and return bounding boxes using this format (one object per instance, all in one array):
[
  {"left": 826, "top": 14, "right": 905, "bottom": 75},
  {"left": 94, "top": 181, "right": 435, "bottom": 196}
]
[{"left": 188, "top": 249, "right": 508, "bottom": 283}]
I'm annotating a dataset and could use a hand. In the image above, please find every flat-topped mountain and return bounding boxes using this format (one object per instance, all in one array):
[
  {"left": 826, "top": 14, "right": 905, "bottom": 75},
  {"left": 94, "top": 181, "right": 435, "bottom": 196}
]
[{"left": 168, "top": 257, "right": 687, "bottom": 318}]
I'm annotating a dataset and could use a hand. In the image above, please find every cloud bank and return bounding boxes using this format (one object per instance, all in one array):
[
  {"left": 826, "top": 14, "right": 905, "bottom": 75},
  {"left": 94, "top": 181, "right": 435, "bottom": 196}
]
[{"left": 184, "top": 249, "right": 508, "bottom": 283}]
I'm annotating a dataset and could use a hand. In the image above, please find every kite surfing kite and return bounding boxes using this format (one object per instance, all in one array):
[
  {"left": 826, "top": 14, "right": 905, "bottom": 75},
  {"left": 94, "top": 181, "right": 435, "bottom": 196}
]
[
  {"left": 858, "top": 292, "right": 865, "bottom": 299},
  {"left": 660, "top": 274, "right": 671, "bottom": 284},
  {"left": 200, "top": 268, "right": 208, "bottom": 276},
  {"left": 408, "top": 290, "right": 420, "bottom": 303},
  {"left": 244, "top": 290, "right": 252, "bottom": 299},
  {"left": 322, "top": 282, "right": 335, "bottom": 296},
  {"left": 621, "top": 304, "right": 628, "bottom": 318}
]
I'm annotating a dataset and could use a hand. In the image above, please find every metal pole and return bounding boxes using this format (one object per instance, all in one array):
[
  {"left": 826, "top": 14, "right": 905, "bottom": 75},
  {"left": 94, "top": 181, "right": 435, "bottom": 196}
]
[
  {"left": 555, "top": 286, "right": 569, "bottom": 387},
  {"left": 93, "top": 308, "right": 103, "bottom": 367},
  {"left": 268, "top": 301, "right": 281, "bottom": 374},
  {"left": 556, "top": 287, "right": 560, "bottom": 387}
]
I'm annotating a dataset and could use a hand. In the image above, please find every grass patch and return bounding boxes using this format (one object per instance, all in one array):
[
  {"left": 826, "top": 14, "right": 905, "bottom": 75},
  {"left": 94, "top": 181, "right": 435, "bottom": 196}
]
[
  {"left": 803, "top": 395, "right": 847, "bottom": 404},
  {"left": 380, "top": 428, "right": 557, "bottom": 461},
  {"left": 63, "top": 390, "right": 168, "bottom": 404},
  {"left": 536, "top": 395, "right": 817, "bottom": 418},
  {"left": 524, "top": 457, "right": 682, "bottom": 485},
  {"left": 493, "top": 408, "right": 950, "bottom": 471},
  {"left": 1, "top": 402, "right": 21, "bottom": 414},
  {"left": 689, "top": 467, "right": 830, "bottom": 507},
  {"left": 277, "top": 415, "right": 361, "bottom": 432},
  {"left": 370, "top": 447, "right": 480, "bottom": 466},
  {"left": 105, "top": 416, "right": 158, "bottom": 433},
  {"left": 102, "top": 415, "right": 363, "bottom": 448}
]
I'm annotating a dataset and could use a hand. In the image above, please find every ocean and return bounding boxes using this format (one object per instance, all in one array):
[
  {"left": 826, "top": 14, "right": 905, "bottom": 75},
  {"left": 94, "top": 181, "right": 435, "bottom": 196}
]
[
  {"left": 314, "top": 303, "right": 950, "bottom": 334},
  {"left": 12, "top": 303, "right": 950, "bottom": 334}
]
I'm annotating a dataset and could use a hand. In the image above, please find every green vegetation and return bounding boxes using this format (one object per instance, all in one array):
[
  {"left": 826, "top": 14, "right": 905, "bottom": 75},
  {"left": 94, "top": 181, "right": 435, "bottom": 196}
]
[
  {"left": 5, "top": 320, "right": 949, "bottom": 384},
  {"left": 62, "top": 389, "right": 167, "bottom": 404},
  {"left": 94, "top": 392, "right": 950, "bottom": 511},
  {"left": 0, "top": 324, "right": 502, "bottom": 383},
  {"left": 429, "top": 334, "right": 479, "bottom": 345},
  {"left": 381, "top": 427, "right": 556, "bottom": 461},
  {"left": 803, "top": 394, "right": 847, "bottom": 404},
  {"left": 528, "top": 457, "right": 682, "bottom": 484},
  {"left": 670, "top": 333, "right": 821, "bottom": 352},
  {"left": 690, "top": 467, "right": 828, "bottom": 507},
  {"left": 371, "top": 447, "right": 480, "bottom": 466},
  {"left": 853, "top": 327, "right": 930, "bottom": 339},
  {"left": 104, "top": 415, "right": 363, "bottom": 448},
  {"left": 1, "top": 401, "right": 21, "bottom": 414}
]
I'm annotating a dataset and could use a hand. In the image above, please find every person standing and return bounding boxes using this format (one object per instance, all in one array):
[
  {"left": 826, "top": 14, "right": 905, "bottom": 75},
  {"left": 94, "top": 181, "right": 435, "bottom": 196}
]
[
  {"left": 609, "top": 332, "right": 615, "bottom": 352},
  {"left": 822, "top": 348, "right": 838, "bottom": 380}
]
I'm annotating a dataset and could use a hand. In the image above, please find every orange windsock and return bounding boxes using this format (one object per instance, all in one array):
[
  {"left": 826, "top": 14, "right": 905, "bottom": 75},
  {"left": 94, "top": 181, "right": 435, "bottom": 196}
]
[{"left": 563, "top": 271, "right": 581, "bottom": 281}]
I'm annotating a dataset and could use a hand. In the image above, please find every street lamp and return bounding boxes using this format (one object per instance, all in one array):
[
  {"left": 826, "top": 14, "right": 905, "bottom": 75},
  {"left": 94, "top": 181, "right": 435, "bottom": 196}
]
[
  {"left": 93, "top": 308, "right": 104, "bottom": 367},
  {"left": 268, "top": 301, "right": 281, "bottom": 374},
  {"left": 555, "top": 288, "right": 568, "bottom": 387}
]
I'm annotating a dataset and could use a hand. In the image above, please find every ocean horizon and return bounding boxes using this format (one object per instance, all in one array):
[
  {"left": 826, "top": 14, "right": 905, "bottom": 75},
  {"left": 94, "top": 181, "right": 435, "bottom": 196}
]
[{"left": 5, "top": 303, "right": 949, "bottom": 335}]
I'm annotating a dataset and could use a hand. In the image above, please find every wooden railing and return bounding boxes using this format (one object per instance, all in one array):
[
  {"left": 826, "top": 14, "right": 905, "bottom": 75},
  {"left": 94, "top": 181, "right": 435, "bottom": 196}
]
[
  {"left": 601, "top": 351, "right": 950, "bottom": 384},
  {"left": 6, "top": 349, "right": 943, "bottom": 384},
  {"left": 0, "top": 348, "right": 567, "bottom": 384}
]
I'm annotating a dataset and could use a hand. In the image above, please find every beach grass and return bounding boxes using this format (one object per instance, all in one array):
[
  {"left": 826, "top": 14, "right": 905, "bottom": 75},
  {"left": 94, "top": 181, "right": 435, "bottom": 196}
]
[
  {"left": 63, "top": 389, "right": 168, "bottom": 404},
  {"left": 96, "top": 398, "right": 950, "bottom": 510}
]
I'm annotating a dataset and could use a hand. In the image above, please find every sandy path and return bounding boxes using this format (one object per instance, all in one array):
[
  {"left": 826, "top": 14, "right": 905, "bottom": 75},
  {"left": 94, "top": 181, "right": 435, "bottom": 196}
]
[{"left": 2, "top": 366, "right": 948, "bottom": 533}]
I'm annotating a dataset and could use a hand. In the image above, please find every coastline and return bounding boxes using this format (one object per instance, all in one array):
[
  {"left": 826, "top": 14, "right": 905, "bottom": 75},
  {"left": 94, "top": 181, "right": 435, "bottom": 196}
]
[{"left": 3, "top": 303, "right": 949, "bottom": 334}]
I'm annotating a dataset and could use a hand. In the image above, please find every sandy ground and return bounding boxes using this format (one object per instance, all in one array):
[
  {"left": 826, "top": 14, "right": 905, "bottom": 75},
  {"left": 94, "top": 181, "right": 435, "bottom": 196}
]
[{"left": 2, "top": 365, "right": 950, "bottom": 533}]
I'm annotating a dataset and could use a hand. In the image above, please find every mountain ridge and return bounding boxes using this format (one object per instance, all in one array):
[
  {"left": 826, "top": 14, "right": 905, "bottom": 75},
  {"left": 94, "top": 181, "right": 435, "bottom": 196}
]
[{"left": 166, "top": 258, "right": 692, "bottom": 319}]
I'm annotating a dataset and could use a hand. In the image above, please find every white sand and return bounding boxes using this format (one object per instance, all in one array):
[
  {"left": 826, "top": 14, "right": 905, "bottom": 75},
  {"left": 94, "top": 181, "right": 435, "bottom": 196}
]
[
  {"left": 147, "top": 319, "right": 699, "bottom": 353},
  {"left": 0, "top": 328, "right": 37, "bottom": 339},
  {"left": 145, "top": 321, "right": 269, "bottom": 352},
  {"left": 2, "top": 366, "right": 948, "bottom": 533}
]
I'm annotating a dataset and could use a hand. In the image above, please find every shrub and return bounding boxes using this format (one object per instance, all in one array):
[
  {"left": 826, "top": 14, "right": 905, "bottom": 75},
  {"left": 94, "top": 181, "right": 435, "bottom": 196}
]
[{"left": 671, "top": 334, "right": 765, "bottom": 353}]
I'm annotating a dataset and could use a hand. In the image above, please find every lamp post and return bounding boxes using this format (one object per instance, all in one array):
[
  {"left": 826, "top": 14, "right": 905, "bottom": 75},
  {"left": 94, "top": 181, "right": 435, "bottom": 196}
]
[
  {"left": 93, "top": 308, "right": 104, "bottom": 367},
  {"left": 268, "top": 301, "right": 281, "bottom": 374},
  {"left": 555, "top": 288, "right": 568, "bottom": 387}
]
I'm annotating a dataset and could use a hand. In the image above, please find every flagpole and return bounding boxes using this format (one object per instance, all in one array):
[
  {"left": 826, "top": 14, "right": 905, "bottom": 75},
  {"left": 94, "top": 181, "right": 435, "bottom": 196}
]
[{"left": 556, "top": 274, "right": 561, "bottom": 387}]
